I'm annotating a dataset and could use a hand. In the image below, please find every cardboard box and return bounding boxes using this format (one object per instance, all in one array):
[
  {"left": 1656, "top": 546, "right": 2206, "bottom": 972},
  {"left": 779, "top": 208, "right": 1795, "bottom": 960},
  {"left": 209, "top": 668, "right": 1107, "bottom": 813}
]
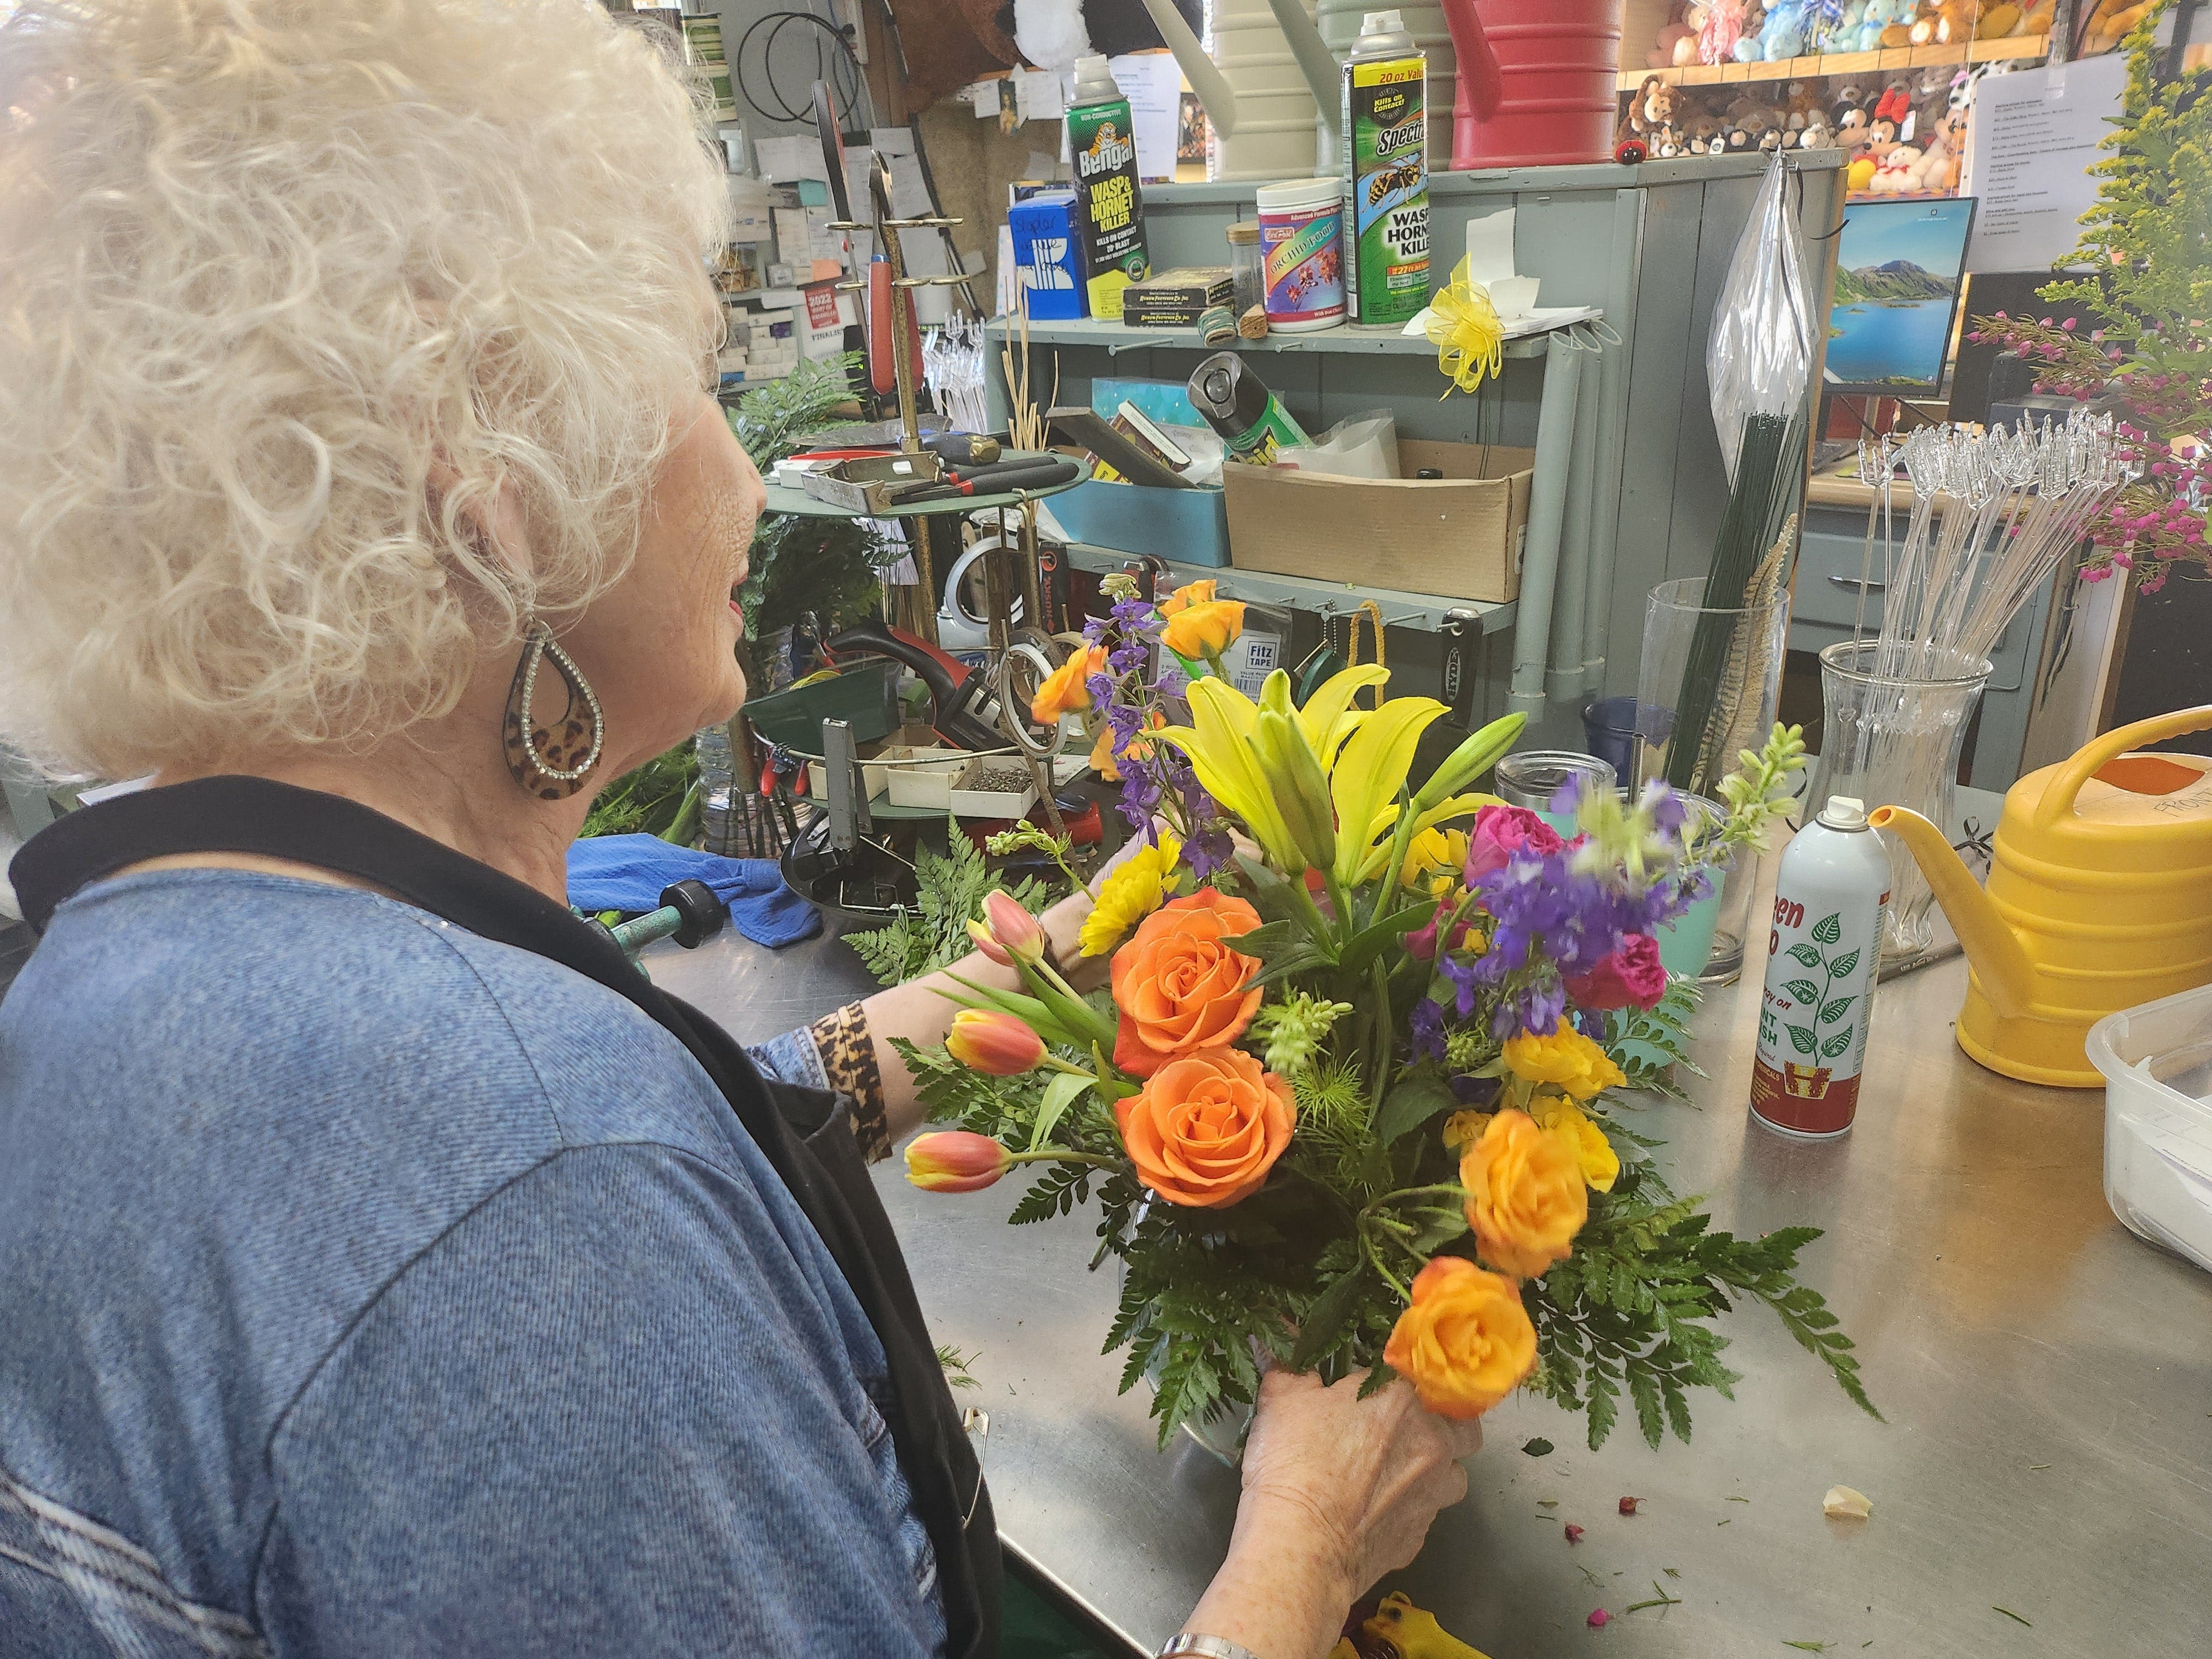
[
  {"left": 1121, "top": 266, "right": 1233, "bottom": 327},
  {"left": 1222, "top": 441, "right": 1534, "bottom": 603}
]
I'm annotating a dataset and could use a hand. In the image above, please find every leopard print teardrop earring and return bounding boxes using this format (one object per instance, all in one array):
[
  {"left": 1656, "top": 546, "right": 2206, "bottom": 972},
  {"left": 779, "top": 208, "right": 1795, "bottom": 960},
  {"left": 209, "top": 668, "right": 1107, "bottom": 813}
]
[{"left": 502, "top": 621, "right": 605, "bottom": 800}]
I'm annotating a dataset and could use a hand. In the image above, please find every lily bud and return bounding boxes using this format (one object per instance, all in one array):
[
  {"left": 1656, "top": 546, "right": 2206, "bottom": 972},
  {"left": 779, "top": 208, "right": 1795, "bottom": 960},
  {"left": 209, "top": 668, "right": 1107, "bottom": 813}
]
[
  {"left": 982, "top": 889, "right": 1046, "bottom": 965},
  {"left": 945, "top": 1008, "right": 1047, "bottom": 1076},
  {"left": 1411, "top": 712, "right": 1527, "bottom": 814},
  {"left": 905, "top": 1131, "right": 1014, "bottom": 1193},
  {"left": 1254, "top": 707, "right": 1337, "bottom": 873}
]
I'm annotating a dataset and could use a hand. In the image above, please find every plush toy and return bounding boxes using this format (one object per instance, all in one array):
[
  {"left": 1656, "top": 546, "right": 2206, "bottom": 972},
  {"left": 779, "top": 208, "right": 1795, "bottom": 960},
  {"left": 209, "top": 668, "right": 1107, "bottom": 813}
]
[
  {"left": 1648, "top": 17, "right": 1695, "bottom": 67},
  {"left": 1738, "top": 0, "right": 1811, "bottom": 60},
  {"left": 1834, "top": 102, "right": 1872, "bottom": 154},
  {"left": 1685, "top": 112, "right": 1724, "bottom": 153},
  {"left": 1700, "top": 0, "right": 1751, "bottom": 63},
  {"left": 1847, "top": 153, "right": 1879, "bottom": 192},
  {"left": 1798, "top": 106, "right": 1836, "bottom": 148},
  {"left": 1619, "top": 75, "right": 1683, "bottom": 149},
  {"left": 1909, "top": 0, "right": 1980, "bottom": 46},
  {"left": 1867, "top": 139, "right": 1924, "bottom": 192}
]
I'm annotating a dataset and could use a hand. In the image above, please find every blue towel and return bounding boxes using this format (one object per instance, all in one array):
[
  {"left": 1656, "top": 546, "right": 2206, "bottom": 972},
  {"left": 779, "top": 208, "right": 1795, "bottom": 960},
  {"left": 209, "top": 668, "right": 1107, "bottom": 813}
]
[{"left": 566, "top": 835, "right": 821, "bottom": 950}]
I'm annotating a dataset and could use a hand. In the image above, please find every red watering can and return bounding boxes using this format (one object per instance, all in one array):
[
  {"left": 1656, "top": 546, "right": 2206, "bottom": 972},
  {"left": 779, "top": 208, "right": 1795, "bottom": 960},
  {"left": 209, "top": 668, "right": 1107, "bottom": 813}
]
[{"left": 1440, "top": 0, "right": 1624, "bottom": 170}]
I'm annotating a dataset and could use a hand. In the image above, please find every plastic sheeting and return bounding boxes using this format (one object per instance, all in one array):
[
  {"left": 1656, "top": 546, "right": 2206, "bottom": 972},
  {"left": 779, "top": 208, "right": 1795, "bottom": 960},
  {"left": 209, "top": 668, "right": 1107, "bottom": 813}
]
[{"left": 1707, "top": 153, "right": 1815, "bottom": 485}]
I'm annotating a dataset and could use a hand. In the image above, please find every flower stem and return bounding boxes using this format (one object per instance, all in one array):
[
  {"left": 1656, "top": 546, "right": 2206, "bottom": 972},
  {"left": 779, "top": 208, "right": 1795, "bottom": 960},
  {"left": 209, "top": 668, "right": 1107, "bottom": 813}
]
[{"left": 1004, "top": 1149, "right": 1121, "bottom": 1171}]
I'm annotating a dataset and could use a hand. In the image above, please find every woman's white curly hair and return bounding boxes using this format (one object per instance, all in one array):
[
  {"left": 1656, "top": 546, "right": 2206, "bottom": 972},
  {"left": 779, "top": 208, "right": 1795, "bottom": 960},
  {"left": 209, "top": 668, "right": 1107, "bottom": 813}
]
[{"left": 0, "top": 0, "right": 729, "bottom": 779}]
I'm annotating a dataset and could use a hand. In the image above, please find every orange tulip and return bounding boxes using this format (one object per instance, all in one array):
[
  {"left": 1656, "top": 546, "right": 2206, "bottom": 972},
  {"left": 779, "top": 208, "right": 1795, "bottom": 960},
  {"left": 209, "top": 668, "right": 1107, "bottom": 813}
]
[
  {"left": 1031, "top": 645, "right": 1108, "bottom": 725},
  {"left": 905, "top": 1131, "right": 1014, "bottom": 1193},
  {"left": 974, "top": 888, "right": 1045, "bottom": 966},
  {"left": 945, "top": 1008, "right": 1047, "bottom": 1076},
  {"left": 1381, "top": 1256, "right": 1538, "bottom": 1418}
]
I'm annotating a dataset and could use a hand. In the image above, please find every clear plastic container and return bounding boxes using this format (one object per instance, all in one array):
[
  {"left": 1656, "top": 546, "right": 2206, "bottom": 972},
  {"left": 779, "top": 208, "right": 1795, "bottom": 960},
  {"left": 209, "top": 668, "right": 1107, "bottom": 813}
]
[
  {"left": 1225, "top": 221, "right": 1264, "bottom": 317},
  {"left": 2089, "top": 985, "right": 2212, "bottom": 1276}
]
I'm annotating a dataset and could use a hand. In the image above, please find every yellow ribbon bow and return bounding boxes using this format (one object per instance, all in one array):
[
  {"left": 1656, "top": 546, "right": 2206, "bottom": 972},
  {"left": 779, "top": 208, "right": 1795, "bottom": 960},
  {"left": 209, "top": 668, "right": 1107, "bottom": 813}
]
[{"left": 1423, "top": 254, "right": 1505, "bottom": 399}]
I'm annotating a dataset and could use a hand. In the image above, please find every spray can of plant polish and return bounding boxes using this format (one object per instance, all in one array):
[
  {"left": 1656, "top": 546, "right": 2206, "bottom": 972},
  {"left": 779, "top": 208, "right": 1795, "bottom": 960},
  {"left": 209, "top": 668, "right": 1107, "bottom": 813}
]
[
  {"left": 1340, "top": 10, "right": 1428, "bottom": 328},
  {"left": 1751, "top": 795, "right": 1889, "bottom": 1139}
]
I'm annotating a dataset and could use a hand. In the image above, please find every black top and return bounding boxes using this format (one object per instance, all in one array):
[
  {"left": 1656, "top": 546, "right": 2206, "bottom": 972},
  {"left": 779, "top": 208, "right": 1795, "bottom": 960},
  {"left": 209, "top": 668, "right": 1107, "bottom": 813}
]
[{"left": 11, "top": 776, "right": 1001, "bottom": 1658}]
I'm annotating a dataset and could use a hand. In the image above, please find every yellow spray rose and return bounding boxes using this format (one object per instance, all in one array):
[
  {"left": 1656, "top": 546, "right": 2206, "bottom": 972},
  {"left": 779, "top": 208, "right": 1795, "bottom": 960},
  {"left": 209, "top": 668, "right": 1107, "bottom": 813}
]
[
  {"left": 1382, "top": 1256, "right": 1537, "bottom": 1419},
  {"left": 1079, "top": 832, "right": 1182, "bottom": 957},
  {"left": 1526, "top": 1093, "right": 1620, "bottom": 1193},
  {"left": 1157, "top": 578, "right": 1218, "bottom": 617},
  {"left": 1441, "top": 1110, "right": 1493, "bottom": 1158},
  {"left": 1459, "top": 1108, "right": 1588, "bottom": 1279},
  {"left": 1501, "top": 1026, "right": 1627, "bottom": 1101}
]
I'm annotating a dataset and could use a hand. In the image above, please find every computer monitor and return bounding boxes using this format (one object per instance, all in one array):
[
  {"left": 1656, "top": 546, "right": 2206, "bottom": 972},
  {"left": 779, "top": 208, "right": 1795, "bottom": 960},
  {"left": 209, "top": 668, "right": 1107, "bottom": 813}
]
[{"left": 1822, "top": 197, "right": 1979, "bottom": 397}]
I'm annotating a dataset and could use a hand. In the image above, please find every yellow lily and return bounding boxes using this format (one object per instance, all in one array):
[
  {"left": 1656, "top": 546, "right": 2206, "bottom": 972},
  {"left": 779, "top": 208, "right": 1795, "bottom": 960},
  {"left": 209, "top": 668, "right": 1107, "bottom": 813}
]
[
  {"left": 1328, "top": 693, "right": 1450, "bottom": 888},
  {"left": 1152, "top": 676, "right": 1304, "bottom": 871}
]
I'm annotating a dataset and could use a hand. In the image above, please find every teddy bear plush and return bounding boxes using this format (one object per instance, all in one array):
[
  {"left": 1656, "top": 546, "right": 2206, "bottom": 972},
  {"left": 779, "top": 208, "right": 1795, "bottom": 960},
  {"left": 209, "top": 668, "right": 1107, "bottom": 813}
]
[{"left": 1909, "top": 0, "right": 1981, "bottom": 46}]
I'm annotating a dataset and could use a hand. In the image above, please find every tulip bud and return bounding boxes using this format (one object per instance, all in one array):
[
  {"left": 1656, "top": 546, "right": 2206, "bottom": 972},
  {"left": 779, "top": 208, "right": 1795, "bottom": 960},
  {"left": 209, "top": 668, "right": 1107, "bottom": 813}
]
[
  {"left": 982, "top": 889, "right": 1046, "bottom": 965},
  {"left": 945, "top": 1008, "right": 1047, "bottom": 1076},
  {"left": 905, "top": 1131, "right": 1014, "bottom": 1193},
  {"left": 966, "top": 917, "right": 1014, "bottom": 967},
  {"left": 1253, "top": 708, "right": 1337, "bottom": 872}
]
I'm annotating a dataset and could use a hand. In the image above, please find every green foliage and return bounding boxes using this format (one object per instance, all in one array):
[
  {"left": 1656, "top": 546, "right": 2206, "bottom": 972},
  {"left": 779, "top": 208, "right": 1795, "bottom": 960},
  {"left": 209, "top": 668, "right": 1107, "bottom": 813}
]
[
  {"left": 581, "top": 740, "right": 701, "bottom": 842},
  {"left": 726, "top": 356, "right": 901, "bottom": 639},
  {"left": 1528, "top": 1156, "right": 1878, "bottom": 1451},
  {"left": 1602, "top": 976, "right": 1705, "bottom": 1105},
  {"left": 846, "top": 820, "right": 1053, "bottom": 984}
]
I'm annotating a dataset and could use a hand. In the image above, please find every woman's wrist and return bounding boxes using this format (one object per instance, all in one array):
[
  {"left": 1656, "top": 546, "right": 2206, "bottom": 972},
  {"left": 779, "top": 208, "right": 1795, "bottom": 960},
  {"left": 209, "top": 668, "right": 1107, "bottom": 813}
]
[{"left": 1182, "top": 1488, "right": 1355, "bottom": 1659}]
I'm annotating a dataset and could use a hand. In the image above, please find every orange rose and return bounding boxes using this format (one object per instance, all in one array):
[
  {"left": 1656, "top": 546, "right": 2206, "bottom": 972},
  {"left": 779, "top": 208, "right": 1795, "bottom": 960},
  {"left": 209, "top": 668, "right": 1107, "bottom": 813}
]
[
  {"left": 1382, "top": 1256, "right": 1538, "bottom": 1419},
  {"left": 1458, "top": 1108, "right": 1588, "bottom": 1279},
  {"left": 1114, "top": 1045, "right": 1293, "bottom": 1208},
  {"left": 1031, "top": 644, "right": 1108, "bottom": 725},
  {"left": 1110, "top": 888, "right": 1264, "bottom": 1076},
  {"left": 1158, "top": 578, "right": 1218, "bottom": 617},
  {"left": 1161, "top": 599, "right": 1245, "bottom": 661}
]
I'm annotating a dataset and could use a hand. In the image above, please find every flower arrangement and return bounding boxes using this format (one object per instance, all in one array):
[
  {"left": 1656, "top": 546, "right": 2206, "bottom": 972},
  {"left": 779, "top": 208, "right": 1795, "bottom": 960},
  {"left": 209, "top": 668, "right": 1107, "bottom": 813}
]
[
  {"left": 1966, "top": 0, "right": 2210, "bottom": 593},
  {"left": 900, "top": 581, "right": 1874, "bottom": 1449}
]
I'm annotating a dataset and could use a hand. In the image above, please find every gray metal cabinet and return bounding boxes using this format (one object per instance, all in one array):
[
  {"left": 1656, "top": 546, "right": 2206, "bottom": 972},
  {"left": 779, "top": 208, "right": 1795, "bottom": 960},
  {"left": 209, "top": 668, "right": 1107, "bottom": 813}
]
[{"left": 992, "top": 150, "right": 1846, "bottom": 750}]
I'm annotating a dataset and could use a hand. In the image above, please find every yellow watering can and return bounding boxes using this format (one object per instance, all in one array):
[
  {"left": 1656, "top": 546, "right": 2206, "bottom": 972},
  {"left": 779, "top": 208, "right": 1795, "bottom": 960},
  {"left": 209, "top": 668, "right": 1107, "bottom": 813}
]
[{"left": 1869, "top": 706, "right": 2212, "bottom": 1088}]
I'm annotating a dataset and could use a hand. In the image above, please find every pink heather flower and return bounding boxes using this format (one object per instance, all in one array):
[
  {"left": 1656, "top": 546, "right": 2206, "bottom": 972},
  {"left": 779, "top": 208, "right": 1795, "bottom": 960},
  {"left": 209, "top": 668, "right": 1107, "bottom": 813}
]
[
  {"left": 1588, "top": 1609, "right": 1611, "bottom": 1628},
  {"left": 1465, "top": 804, "right": 1565, "bottom": 884},
  {"left": 1565, "top": 933, "right": 1668, "bottom": 1011},
  {"left": 1564, "top": 1523, "right": 1586, "bottom": 1543}
]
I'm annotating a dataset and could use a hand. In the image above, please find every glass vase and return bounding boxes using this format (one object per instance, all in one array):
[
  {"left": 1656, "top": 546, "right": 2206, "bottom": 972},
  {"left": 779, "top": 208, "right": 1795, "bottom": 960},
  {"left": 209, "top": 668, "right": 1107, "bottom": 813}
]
[
  {"left": 1805, "top": 640, "right": 1991, "bottom": 965},
  {"left": 1635, "top": 578, "right": 1792, "bottom": 982}
]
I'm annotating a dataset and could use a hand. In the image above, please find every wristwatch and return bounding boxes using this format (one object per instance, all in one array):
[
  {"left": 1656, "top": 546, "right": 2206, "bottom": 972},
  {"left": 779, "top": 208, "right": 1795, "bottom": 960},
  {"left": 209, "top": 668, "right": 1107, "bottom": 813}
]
[{"left": 1156, "top": 1637, "right": 1265, "bottom": 1659}]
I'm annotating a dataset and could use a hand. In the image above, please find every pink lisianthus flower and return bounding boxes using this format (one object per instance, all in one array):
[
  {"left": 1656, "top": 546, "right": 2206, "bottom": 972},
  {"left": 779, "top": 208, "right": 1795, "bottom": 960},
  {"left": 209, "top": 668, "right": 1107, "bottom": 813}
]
[
  {"left": 1563, "top": 933, "right": 1668, "bottom": 1011},
  {"left": 1464, "top": 805, "right": 1565, "bottom": 884}
]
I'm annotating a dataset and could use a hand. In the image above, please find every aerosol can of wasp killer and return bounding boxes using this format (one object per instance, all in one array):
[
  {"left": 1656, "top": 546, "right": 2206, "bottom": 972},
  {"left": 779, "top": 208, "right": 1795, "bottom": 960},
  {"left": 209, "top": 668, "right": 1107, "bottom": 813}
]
[
  {"left": 1067, "top": 54, "right": 1150, "bottom": 320},
  {"left": 1340, "top": 11, "right": 1428, "bottom": 328},
  {"left": 1751, "top": 795, "right": 1890, "bottom": 1139}
]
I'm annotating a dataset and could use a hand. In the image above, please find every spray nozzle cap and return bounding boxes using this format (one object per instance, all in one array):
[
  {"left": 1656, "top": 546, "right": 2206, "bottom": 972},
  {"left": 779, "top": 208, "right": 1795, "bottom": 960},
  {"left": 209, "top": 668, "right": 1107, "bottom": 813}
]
[
  {"left": 1363, "top": 10, "right": 1406, "bottom": 30},
  {"left": 1819, "top": 795, "right": 1870, "bottom": 830}
]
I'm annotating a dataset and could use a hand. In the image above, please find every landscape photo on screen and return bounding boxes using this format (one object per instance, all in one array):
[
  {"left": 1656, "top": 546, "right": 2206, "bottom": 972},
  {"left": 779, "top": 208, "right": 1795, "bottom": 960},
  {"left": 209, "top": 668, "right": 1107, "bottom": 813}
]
[{"left": 1824, "top": 197, "right": 1978, "bottom": 393}]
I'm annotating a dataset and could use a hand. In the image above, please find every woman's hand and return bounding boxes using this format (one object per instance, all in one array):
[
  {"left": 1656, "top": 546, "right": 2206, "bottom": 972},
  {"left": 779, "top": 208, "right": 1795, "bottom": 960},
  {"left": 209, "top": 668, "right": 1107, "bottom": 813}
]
[{"left": 1181, "top": 1369, "right": 1480, "bottom": 1659}]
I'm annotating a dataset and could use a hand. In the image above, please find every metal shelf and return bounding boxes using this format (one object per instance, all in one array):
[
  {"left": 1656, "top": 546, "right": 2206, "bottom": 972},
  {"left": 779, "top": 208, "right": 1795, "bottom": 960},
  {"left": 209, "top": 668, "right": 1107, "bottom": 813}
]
[
  {"left": 1061, "top": 542, "right": 1517, "bottom": 638},
  {"left": 985, "top": 314, "right": 1578, "bottom": 361},
  {"left": 760, "top": 452, "right": 1091, "bottom": 520}
]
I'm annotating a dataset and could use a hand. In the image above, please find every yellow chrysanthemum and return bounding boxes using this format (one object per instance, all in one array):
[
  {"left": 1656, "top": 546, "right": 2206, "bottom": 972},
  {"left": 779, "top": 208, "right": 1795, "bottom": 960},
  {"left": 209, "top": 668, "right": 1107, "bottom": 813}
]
[
  {"left": 1526, "top": 1093, "right": 1620, "bottom": 1193},
  {"left": 1501, "top": 1026, "right": 1626, "bottom": 1102},
  {"left": 1079, "top": 832, "right": 1183, "bottom": 957},
  {"left": 1402, "top": 826, "right": 1469, "bottom": 889}
]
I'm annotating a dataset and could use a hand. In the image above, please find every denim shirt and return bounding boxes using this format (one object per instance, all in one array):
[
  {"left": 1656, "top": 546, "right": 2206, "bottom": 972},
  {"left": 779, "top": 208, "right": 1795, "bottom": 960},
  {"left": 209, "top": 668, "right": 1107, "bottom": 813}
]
[{"left": 0, "top": 869, "right": 946, "bottom": 1657}]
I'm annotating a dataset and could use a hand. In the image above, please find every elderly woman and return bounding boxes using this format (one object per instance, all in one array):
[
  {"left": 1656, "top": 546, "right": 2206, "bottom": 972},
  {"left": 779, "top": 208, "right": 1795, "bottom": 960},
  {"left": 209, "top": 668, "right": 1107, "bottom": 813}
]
[{"left": 0, "top": 4, "right": 1478, "bottom": 1656}]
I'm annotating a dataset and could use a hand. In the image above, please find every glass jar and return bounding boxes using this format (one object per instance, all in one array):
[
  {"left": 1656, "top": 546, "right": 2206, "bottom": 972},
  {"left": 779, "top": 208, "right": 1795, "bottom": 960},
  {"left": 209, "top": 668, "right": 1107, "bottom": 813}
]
[
  {"left": 1805, "top": 640, "right": 1992, "bottom": 966},
  {"left": 1225, "top": 220, "right": 1264, "bottom": 317},
  {"left": 1494, "top": 750, "right": 1616, "bottom": 834}
]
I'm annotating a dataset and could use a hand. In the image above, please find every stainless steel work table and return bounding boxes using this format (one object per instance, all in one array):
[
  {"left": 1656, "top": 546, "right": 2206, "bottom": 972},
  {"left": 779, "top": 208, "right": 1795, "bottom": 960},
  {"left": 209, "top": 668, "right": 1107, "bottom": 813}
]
[{"left": 646, "top": 878, "right": 2212, "bottom": 1659}]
